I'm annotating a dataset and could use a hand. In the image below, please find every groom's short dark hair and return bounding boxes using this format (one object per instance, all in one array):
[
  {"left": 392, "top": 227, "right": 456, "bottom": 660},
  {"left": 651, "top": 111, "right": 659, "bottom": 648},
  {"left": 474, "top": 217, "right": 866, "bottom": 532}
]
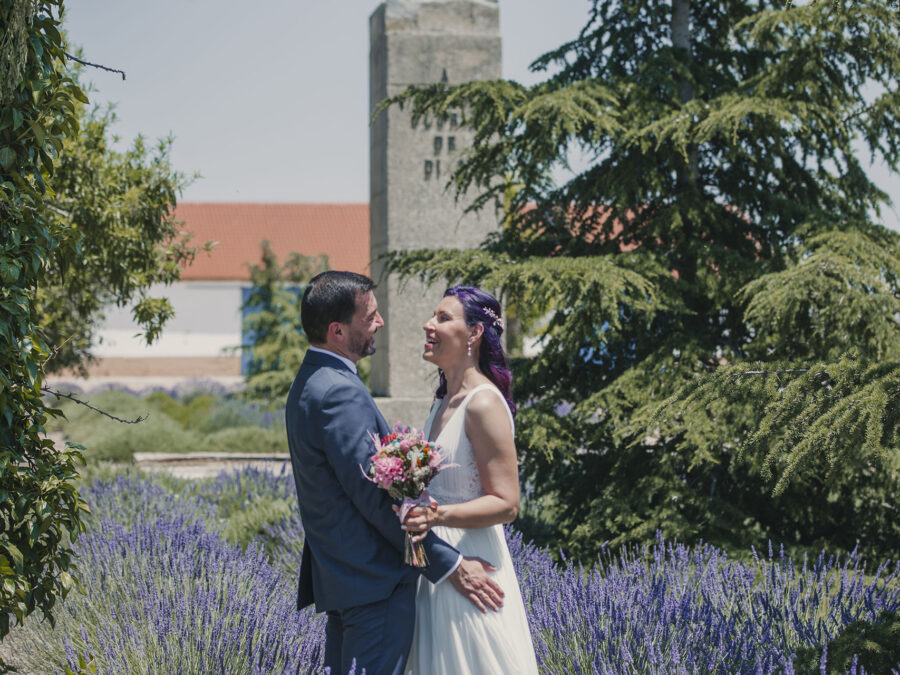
[{"left": 301, "top": 271, "right": 377, "bottom": 344}]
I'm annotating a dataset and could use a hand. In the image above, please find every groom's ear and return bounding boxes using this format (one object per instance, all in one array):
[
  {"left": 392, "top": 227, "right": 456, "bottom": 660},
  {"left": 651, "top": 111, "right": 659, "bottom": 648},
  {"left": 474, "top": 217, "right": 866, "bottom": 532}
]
[{"left": 327, "top": 321, "right": 346, "bottom": 344}]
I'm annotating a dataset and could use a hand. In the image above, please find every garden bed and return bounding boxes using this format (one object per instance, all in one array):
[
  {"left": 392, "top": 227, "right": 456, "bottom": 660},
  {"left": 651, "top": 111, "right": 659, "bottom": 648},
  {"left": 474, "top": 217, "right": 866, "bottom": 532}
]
[
  {"left": 10, "top": 467, "right": 899, "bottom": 673},
  {"left": 45, "top": 386, "right": 288, "bottom": 463}
]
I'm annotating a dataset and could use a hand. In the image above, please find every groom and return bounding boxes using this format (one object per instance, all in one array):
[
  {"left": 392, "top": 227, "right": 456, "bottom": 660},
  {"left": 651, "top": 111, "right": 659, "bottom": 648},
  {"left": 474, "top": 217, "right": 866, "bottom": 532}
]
[{"left": 286, "top": 271, "right": 504, "bottom": 675}]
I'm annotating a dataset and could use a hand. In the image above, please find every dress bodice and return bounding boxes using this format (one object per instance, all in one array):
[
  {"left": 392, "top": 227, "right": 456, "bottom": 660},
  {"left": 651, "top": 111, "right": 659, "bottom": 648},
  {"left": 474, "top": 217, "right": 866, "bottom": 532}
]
[{"left": 423, "top": 383, "right": 514, "bottom": 505}]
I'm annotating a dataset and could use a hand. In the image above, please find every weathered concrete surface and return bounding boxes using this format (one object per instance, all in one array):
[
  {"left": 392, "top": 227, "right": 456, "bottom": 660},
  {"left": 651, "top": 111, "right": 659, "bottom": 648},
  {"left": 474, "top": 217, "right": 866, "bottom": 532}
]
[{"left": 369, "top": 0, "right": 502, "bottom": 421}]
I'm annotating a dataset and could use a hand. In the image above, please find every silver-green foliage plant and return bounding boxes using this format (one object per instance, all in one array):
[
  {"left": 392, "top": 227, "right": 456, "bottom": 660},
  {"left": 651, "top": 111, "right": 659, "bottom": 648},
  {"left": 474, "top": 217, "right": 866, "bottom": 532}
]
[
  {"left": 385, "top": 0, "right": 900, "bottom": 560},
  {"left": 47, "top": 389, "right": 289, "bottom": 461}
]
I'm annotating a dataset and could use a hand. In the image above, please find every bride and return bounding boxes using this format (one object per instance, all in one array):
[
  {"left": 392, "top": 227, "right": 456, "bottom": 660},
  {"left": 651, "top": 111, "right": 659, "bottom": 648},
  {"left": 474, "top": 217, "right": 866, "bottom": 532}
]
[{"left": 402, "top": 285, "right": 539, "bottom": 675}]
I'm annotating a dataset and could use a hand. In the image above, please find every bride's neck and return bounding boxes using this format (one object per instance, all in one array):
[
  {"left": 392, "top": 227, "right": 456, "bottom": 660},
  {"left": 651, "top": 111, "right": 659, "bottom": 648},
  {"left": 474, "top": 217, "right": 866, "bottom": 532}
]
[{"left": 442, "top": 364, "right": 485, "bottom": 399}]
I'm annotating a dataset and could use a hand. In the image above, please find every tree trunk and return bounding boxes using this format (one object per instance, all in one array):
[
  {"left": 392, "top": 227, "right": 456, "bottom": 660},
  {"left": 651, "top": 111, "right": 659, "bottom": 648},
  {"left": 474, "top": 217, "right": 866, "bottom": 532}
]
[
  {"left": 671, "top": 0, "right": 691, "bottom": 58},
  {"left": 671, "top": 0, "right": 700, "bottom": 286},
  {"left": 671, "top": 0, "right": 699, "bottom": 184}
]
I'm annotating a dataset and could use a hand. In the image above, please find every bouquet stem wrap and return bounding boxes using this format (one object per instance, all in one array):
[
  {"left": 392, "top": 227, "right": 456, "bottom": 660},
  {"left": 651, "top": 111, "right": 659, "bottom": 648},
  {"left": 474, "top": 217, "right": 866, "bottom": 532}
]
[{"left": 397, "top": 491, "right": 436, "bottom": 568}]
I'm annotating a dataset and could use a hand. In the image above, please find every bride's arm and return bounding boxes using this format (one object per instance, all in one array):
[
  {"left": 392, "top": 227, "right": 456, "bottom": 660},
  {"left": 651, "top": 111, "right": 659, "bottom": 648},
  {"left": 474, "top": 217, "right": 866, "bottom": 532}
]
[{"left": 405, "top": 390, "right": 520, "bottom": 537}]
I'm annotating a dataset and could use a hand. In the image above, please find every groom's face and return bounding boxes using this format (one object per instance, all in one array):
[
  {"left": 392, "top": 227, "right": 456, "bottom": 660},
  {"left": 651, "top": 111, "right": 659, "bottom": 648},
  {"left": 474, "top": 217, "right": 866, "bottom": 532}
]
[{"left": 345, "top": 291, "right": 384, "bottom": 360}]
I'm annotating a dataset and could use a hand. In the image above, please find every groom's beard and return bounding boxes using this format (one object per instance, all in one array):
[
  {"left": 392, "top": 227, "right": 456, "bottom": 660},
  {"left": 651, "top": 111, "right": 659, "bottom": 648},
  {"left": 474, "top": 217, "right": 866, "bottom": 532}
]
[
  {"left": 350, "top": 334, "right": 377, "bottom": 359},
  {"left": 361, "top": 336, "right": 376, "bottom": 357}
]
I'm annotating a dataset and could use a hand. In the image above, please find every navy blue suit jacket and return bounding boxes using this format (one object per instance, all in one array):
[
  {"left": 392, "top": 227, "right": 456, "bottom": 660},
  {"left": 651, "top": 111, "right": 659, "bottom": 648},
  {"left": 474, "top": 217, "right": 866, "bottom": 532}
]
[{"left": 286, "top": 349, "right": 460, "bottom": 612}]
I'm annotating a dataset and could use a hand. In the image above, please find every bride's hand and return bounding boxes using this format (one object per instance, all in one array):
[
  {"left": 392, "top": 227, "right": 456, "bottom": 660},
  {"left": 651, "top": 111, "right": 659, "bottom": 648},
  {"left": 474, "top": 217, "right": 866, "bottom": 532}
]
[{"left": 393, "top": 504, "right": 441, "bottom": 543}]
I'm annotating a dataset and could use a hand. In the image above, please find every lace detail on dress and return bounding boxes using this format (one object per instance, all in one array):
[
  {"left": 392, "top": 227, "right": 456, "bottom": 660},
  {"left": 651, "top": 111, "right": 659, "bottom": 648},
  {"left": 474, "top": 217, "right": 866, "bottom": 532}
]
[{"left": 423, "top": 384, "right": 514, "bottom": 505}]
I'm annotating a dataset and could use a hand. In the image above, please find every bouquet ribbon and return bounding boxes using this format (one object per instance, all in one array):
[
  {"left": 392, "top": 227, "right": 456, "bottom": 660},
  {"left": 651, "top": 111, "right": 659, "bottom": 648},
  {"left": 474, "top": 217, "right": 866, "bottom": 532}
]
[
  {"left": 397, "top": 490, "right": 437, "bottom": 567},
  {"left": 397, "top": 490, "right": 437, "bottom": 524}
]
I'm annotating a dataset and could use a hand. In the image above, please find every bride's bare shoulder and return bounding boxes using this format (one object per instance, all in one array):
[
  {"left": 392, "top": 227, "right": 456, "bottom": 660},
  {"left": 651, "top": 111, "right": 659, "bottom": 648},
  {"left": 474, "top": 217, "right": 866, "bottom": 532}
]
[{"left": 465, "top": 386, "right": 507, "bottom": 422}]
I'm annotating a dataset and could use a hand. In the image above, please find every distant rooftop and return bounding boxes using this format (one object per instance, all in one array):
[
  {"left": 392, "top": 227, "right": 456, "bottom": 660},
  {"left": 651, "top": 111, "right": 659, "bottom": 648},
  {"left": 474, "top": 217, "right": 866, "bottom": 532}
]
[{"left": 175, "top": 202, "right": 370, "bottom": 281}]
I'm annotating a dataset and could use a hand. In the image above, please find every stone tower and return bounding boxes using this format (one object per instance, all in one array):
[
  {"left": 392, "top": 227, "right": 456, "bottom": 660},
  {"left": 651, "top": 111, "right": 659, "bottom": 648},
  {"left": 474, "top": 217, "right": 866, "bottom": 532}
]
[{"left": 369, "top": 0, "right": 502, "bottom": 422}]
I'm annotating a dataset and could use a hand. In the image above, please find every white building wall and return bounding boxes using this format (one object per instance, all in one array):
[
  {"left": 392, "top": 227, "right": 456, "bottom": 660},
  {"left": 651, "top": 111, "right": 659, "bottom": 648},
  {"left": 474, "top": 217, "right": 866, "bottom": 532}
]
[{"left": 94, "top": 280, "right": 245, "bottom": 358}]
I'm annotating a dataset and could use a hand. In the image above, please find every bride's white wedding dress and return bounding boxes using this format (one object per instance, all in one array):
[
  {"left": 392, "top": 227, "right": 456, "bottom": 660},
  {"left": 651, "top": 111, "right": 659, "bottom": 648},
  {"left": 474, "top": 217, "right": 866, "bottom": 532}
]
[{"left": 408, "top": 383, "right": 540, "bottom": 675}]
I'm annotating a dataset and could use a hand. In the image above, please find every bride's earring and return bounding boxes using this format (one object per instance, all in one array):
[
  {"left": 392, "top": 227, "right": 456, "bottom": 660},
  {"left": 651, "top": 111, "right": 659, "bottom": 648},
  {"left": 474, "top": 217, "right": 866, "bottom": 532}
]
[{"left": 467, "top": 342, "right": 472, "bottom": 357}]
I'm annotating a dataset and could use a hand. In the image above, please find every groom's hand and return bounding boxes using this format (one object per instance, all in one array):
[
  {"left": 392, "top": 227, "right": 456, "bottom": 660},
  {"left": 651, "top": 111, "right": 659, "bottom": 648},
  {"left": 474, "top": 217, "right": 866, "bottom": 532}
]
[{"left": 448, "top": 556, "right": 505, "bottom": 613}]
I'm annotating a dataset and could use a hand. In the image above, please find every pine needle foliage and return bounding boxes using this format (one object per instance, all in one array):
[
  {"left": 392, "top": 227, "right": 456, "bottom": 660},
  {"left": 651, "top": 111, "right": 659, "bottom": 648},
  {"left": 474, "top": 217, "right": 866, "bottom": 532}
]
[
  {"left": 740, "top": 227, "right": 900, "bottom": 362},
  {"left": 384, "top": 0, "right": 900, "bottom": 560},
  {"left": 793, "top": 611, "right": 900, "bottom": 675},
  {"left": 239, "top": 241, "right": 328, "bottom": 401}
]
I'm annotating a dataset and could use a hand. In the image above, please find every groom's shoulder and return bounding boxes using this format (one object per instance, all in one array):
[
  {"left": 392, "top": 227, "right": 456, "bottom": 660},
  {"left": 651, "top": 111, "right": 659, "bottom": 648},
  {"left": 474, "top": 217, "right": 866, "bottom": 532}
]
[{"left": 298, "top": 361, "right": 364, "bottom": 400}]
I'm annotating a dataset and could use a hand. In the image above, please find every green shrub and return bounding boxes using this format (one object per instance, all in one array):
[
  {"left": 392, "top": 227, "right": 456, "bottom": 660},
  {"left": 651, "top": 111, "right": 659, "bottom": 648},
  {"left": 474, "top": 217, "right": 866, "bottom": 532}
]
[
  {"left": 794, "top": 611, "right": 900, "bottom": 674},
  {"left": 194, "top": 398, "right": 284, "bottom": 434},
  {"left": 45, "top": 390, "right": 288, "bottom": 462},
  {"left": 83, "top": 417, "right": 204, "bottom": 462},
  {"left": 144, "top": 391, "right": 217, "bottom": 429},
  {"left": 46, "top": 390, "right": 151, "bottom": 436},
  {"left": 221, "top": 497, "right": 294, "bottom": 548},
  {"left": 200, "top": 426, "right": 288, "bottom": 455}
]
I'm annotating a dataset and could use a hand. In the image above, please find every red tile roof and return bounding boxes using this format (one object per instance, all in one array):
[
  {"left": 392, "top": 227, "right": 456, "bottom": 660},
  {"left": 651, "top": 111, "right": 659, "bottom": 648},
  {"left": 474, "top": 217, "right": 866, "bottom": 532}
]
[{"left": 174, "top": 203, "right": 370, "bottom": 281}]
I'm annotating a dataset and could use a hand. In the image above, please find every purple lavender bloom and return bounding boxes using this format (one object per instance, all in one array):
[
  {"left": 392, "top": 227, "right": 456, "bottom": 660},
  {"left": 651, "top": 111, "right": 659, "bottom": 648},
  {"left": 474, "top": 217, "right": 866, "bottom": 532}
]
[
  {"left": 505, "top": 527, "right": 899, "bottom": 673},
  {"left": 25, "top": 514, "right": 324, "bottom": 673}
]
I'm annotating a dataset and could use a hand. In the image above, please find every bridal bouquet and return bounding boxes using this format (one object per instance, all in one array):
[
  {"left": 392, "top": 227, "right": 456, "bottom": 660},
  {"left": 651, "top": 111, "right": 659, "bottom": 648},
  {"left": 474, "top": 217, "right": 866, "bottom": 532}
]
[{"left": 362, "top": 425, "right": 453, "bottom": 567}]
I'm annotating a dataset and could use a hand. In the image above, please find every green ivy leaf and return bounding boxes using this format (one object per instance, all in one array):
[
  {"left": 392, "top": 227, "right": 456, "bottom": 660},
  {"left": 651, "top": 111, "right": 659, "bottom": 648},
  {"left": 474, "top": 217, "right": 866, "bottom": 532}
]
[
  {"left": 0, "top": 147, "right": 15, "bottom": 170},
  {"left": 0, "top": 258, "right": 21, "bottom": 283}
]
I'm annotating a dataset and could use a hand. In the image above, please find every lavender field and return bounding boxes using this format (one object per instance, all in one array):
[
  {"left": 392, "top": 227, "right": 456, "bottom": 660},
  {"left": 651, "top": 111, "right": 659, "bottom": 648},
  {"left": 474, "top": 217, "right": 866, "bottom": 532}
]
[{"left": 14, "top": 468, "right": 900, "bottom": 674}]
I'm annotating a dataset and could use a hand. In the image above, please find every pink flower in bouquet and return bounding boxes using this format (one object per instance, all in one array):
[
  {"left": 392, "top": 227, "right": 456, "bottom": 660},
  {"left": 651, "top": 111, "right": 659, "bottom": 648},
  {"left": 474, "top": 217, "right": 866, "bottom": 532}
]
[
  {"left": 428, "top": 450, "right": 444, "bottom": 471},
  {"left": 371, "top": 454, "right": 404, "bottom": 488}
]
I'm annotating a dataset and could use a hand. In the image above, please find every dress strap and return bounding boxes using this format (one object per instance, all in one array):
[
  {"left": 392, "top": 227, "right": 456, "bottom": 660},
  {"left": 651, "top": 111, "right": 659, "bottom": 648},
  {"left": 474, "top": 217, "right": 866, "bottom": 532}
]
[
  {"left": 461, "top": 382, "right": 495, "bottom": 403},
  {"left": 462, "top": 383, "right": 514, "bottom": 432}
]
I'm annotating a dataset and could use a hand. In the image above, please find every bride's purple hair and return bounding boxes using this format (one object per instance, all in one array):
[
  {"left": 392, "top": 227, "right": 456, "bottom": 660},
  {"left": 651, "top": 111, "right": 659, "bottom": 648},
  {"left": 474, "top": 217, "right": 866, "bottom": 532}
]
[{"left": 436, "top": 285, "right": 516, "bottom": 417}]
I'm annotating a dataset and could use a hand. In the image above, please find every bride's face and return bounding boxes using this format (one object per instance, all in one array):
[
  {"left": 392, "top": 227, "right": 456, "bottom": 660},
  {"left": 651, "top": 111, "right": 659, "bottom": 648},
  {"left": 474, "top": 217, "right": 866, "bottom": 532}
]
[{"left": 423, "top": 296, "right": 471, "bottom": 366}]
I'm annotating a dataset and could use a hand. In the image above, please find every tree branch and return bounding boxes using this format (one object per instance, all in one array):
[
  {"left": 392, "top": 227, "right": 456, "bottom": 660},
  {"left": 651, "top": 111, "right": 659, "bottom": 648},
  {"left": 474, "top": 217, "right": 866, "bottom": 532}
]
[
  {"left": 41, "top": 387, "right": 147, "bottom": 424},
  {"left": 41, "top": 336, "right": 73, "bottom": 369},
  {"left": 63, "top": 51, "right": 126, "bottom": 81}
]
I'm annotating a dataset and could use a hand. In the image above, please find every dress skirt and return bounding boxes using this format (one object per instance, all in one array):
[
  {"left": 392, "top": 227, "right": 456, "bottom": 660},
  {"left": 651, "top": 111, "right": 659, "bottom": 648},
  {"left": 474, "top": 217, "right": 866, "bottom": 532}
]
[{"left": 407, "top": 523, "right": 539, "bottom": 675}]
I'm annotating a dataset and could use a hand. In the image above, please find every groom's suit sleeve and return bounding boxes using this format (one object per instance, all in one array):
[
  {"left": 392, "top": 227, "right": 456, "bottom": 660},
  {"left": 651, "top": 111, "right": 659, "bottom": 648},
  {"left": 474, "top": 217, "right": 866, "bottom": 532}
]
[{"left": 313, "top": 377, "right": 460, "bottom": 584}]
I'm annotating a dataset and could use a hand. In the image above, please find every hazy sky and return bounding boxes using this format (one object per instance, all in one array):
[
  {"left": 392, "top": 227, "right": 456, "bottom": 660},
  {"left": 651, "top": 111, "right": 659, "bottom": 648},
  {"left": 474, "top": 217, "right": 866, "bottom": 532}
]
[
  {"left": 63, "top": 1, "right": 588, "bottom": 202},
  {"left": 64, "top": 1, "right": 898, "bottom": 230}
]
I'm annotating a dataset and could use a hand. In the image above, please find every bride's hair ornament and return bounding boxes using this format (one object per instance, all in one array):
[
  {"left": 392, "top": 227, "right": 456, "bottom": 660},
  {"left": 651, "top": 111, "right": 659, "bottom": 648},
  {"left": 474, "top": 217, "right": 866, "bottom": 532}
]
[{"left": 481, "top": 306, "right": 503, "bottom": 330}]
